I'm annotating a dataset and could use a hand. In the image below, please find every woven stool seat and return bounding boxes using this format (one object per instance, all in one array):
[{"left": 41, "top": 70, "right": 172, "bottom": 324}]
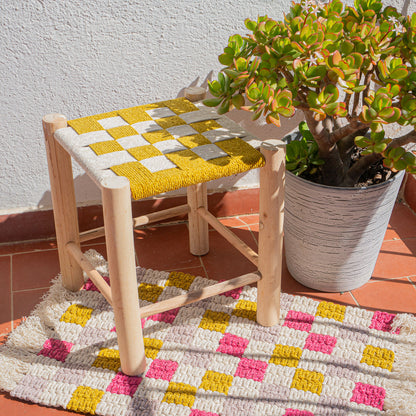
[{"left": 54, "top": 97, "right": 265, "bottom": 199}]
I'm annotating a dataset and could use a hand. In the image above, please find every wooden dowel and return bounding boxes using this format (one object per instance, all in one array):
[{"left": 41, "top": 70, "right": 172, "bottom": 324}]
[
  {"left": 133, "top": 204, "right": 190, "bottom": 228},
  {"left": 140, "top": 272, "right": 261, "bottom": 318},
  {"left": 188, "top": 184, "right": 209, "bottom": 255},
  {"left": 256, "top": 140, "right": 286, "bottom": 327},
  {"left": 197, "top": 207, "right": 259, "bottom": 267},
  {"left": 79, "top": 204, "right": 190, "bottom": 243},
  {"left": 66, "top": 242, "right": 113, "bottom": 305},
  {"left": 43, "top": 114, "right": 84, "bottom": 292},
  {"left": 79, "top": 227, "right": 106, "bottom": 243},
  {"left": 102, "top": 176, "right": 146, "bottom": 376}
]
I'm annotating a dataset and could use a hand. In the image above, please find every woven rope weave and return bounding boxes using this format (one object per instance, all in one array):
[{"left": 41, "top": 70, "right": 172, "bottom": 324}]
[
  {"left": 1, "top": 251, "right": 415, "bottom": 415},
  {"left": 54, "top": 98, "right": 265, "bottom": 199}
]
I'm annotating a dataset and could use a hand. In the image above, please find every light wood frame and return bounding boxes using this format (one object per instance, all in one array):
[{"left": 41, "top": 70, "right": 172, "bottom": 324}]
[{"left": 43, "top": 112, "right": 285, "bottom": 377}]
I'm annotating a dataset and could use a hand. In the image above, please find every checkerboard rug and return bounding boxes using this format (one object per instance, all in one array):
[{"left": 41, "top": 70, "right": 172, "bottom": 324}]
[{"left": 1, "top": 251, "right": 415, "bottom": 416}]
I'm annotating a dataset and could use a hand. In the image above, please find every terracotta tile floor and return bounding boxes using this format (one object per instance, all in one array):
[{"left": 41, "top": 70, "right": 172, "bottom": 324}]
[{"left": 0, "top": 202, "right": 415, "bottom": 414}]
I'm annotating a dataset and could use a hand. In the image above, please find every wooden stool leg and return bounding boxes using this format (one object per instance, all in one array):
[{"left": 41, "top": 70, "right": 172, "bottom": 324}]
[
  {"left": 43, "top": 114, "right": 84, "bottom": 292},
  {"left": 187, "top": 183, "right": 209, "bottom": 256},
  {"left": 256, "top": 140, "right": 286, "bottom": 327},
  {"left": 102, "top": 176, "right": 146, "bottom": 376}
]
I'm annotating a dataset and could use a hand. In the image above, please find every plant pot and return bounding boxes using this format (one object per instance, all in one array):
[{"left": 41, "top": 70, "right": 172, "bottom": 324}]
[{"left": 284, "top": 169, "right": 405, "bottom": 292}]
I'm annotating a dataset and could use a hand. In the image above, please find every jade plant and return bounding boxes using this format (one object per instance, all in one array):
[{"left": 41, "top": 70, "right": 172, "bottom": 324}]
[{"left": 204, "top": 0, "right": 416, "bottom": 186}]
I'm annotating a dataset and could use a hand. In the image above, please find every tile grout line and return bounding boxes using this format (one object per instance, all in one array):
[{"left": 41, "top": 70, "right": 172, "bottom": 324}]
[
  {"left": 405, "top": 276, "right": 416, "bottom": 291},
  {"left": 9, "top": 254, "right": 13, "bottom": 331},
  {"left": 198, "top": 255, "right": 210, "bottom": 280},
  {"left": 12, "top": 286, "right": 52, "bottom": 294},
  {"left": 348, "top": 291, "right": 360, "bottom": 307}
]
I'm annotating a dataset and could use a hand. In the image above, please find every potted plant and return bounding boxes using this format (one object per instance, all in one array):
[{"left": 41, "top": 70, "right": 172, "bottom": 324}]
[{"left": 204, "top": 0, "right": 416, "bottom": 291}]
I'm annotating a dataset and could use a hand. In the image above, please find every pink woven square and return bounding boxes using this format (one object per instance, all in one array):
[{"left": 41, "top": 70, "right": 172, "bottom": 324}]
[
  {"left": 190, "top": 410, "right": 219, "bottom": 416},
  {"left": 234, "top": 357, "right": 268, "bottom": 382},
  {"left": 217, "top": 333, "right": 249, "bottom": 358},
  {"left": 370, "top": 311, "right": 400, "bottom": 334},
  {"left": 146, "top": 359, "right": 178, "bottom": 381},
  {"left": 84, "top": 276, "right": 110, "bottom": 292},
  {"left": 106, "top": 372, "right": 142, "bottom": 396},
  {"left": 149, "top": 307, "right": 180, "bottom": 324},
  {"left": 304, "top": 333, "right": 337, "bottom": 354},
  {"left": 350, "top": 382, "right": 385, "bottom": 410},
  {"left": 221, "top": 285, "right": 243, "bottom": 299},
  {"left": 284, "top": 410, "right": 314, "bottom": 416},
  {"left": 38, "top": 339, "right": 73, "bottom": 362},
  {"left": 284, "top": 310, "right": 314, "bottom": 332}
]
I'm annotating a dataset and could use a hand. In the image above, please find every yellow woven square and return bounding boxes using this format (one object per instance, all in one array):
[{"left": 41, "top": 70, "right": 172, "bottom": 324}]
[
  {"left": 199, "top": 370, "right": 233, "bottom": 395},
  {"left": 89, "top": 140, "right": 124, "bottom": 155},
  {"left": 232, "top": 299, "right": 257, "bottom": 321},
  {"left": 176, "top": 133, "right": 211, "bottom": 149},
  {"left": 155, "top": 116, "right": 186, "bottom": 129},
  {"left": 269, "top": 344, "right": 303, "bottom": 367},
  {"left": 118, "top": 107, "right": 152, "bottom": 124},
  {"left": 216, "top": 138, "right": 263, "bottom": 164},
  {"left": 199, "top": 310, "right": 230, "bottom": 333},
  {"left": 165, "top": 149, "right": 209, "bottom": 172},
  {"left": 107, "top": 125, "right": 140, "bottom": 139},
  {"left": 138, "top": 283, "right": 164, "bottom": 303},
  {"left": 142, "top": 130, "right": 175, "bottom": 144},
  {"left": 190, "top": 120, "right": 221, "bottom": 133},
  {"left": 361, "top": 345, "right": 394, "bottom": 371},
  {"left": 316, "top": 301, "right": 346, "bottom": 322},
  {"left": 165, "top": 97, "right": 199, "bottom": 114},
  {"left": 141, "top": 102, "right": 166, "bottom": 111},
  {"left": 110, "top": 161, "right": 182, "bottom": 200},
  {"left": 144, "top": 337, "right": 163, "bottom": 359},
  {"left": 68, "top": 117, "right": 104, "bottom": 135},
  {"left": 127, "top": 145, "right": 162, "bottom": 161},
  {"left": 60, "top": 304, "right": 93, "bottom": 327},
  {"left": 163, "top": 382, "right": 197, "bottom": 407},
  {"left": 92, "top": 348, "right": 120, "bottom": 372},
  {"left": 67, "top": 386, "right": 104, "bottom": 414},
  {"left": 291, "top": 368, "right": 324, "bottom": 395},
  {"left": 166, "top": 271, "right": 196, "bottom": 291}
]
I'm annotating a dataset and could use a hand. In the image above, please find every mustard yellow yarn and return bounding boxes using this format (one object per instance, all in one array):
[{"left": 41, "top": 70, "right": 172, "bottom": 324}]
[{"left": 67, "top": 97, "right": 265, "bottom": 200}]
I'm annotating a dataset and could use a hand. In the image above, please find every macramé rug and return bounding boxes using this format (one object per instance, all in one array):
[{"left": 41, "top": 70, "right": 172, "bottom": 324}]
[{"left": 1, "top": 251, "right": 416, "bottom": 416}]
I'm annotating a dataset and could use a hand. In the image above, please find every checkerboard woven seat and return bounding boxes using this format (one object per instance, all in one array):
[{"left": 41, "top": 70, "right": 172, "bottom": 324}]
[{"left": 54, "top": 97, "right": 265, "bottom": 199}]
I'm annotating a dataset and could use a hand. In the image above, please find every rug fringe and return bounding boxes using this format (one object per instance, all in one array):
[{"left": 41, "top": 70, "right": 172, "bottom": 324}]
[
  {"left": 384, "top": 314, "right": 416, "bottom": 415},
  {"left": 0, "top": 249, "right": 106, "bottom": 392}
]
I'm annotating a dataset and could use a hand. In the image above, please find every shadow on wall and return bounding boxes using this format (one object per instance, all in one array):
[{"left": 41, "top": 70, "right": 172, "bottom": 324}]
[{"left": 402, "top": 0, "right": 410, "bottom": 15}]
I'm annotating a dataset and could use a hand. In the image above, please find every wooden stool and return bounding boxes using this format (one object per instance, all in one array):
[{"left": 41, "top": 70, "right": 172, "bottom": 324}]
[{"left": 42, "top": 94, "right": 285, "bottom": 376}]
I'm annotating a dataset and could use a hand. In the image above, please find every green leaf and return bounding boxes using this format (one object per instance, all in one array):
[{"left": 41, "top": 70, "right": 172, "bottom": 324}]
[
  {"left": 355, "top": 136, "right": 372, "bottom": 148},
  {"left": 235, "top": 57, "right": 247, "bottom": 72},
  {"left": 373, "top": 142, "right": 387, "bottom": 153},
  {"left": 232, "top": 94, "right": 245, "bottom": 109},
  {"left": 390, "top": 68, "right": 409, "bottom": 80},
  {"left": 217, "top": 100, "right": 231, "bottom": 115},
  {"left": 203, "top": 98, "right": 223, "bottom": 107},
  {"left": 219, "top": 53, "right": 233, "bottom": 66},
  {"left": 245, "top": 18, "right": 257, "bottom": 31}
]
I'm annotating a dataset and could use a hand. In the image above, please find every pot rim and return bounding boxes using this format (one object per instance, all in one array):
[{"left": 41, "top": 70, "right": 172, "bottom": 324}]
[{"left": 285, "top": 169, "right": 405, "bottom": 192}]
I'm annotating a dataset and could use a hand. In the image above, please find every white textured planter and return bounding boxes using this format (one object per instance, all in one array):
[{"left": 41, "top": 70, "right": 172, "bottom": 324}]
[{"left": 284, "top": 170, "right": 405, "bottom": 292}]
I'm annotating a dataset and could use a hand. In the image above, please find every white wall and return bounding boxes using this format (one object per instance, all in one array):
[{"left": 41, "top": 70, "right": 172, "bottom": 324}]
[{"left": 0, "top": 0, "right": 413, "bottom": 214}]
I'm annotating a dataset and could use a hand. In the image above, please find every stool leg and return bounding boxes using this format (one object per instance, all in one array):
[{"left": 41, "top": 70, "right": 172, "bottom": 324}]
[
  {"left": 102, "top": 176, "right": 146, "bottom": 376},
  {"left": 256, "top": 141, "right": 286, "bottom": 327},
  {"left": 187, "top": 183, "right": 209, "bottom": 256},
  {"left": 43, "top": 114, "right": 84, "bottom": 292}
]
